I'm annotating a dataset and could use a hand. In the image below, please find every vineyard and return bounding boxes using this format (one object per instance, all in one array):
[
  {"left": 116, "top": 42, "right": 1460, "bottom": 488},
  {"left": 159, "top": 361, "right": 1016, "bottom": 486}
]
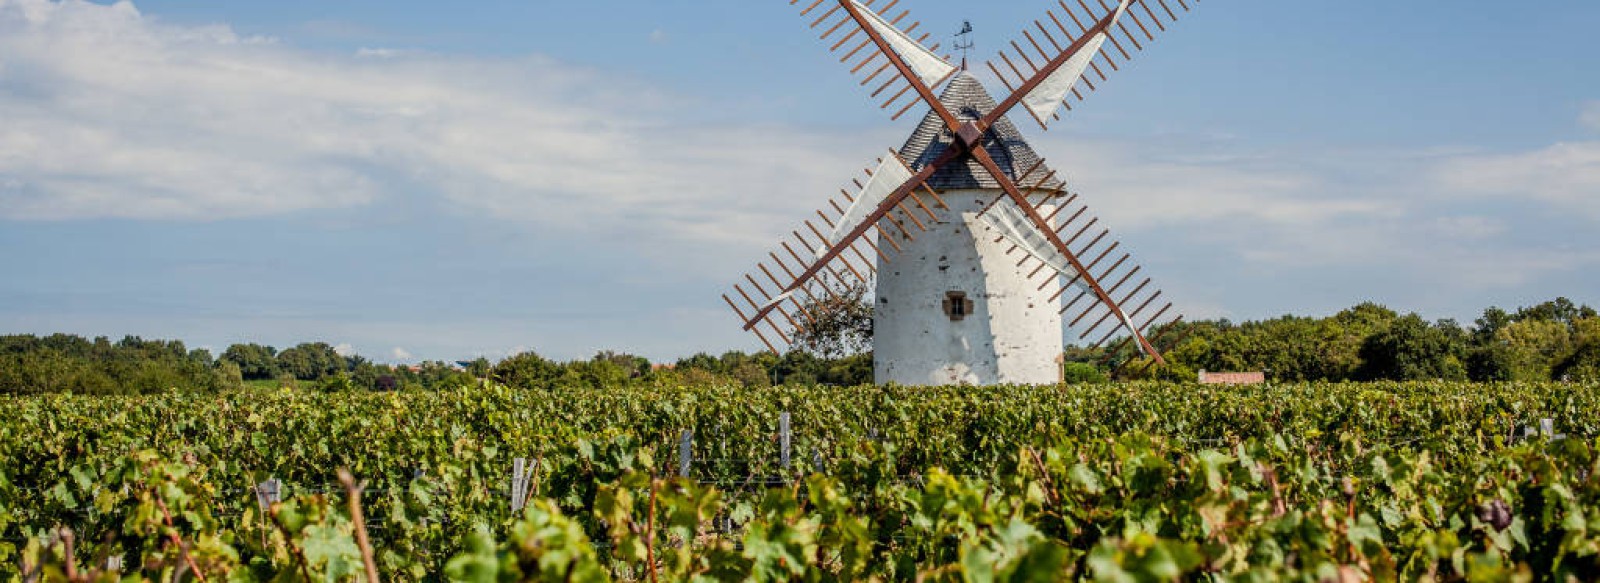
[{"left": 2, "top": 381, "right": 1599, "bottom": 581}]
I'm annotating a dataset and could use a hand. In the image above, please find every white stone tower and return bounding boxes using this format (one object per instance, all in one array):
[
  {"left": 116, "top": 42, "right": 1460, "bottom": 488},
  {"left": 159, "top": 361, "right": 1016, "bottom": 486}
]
[{"left": 873, "top": 73, "right": 1066, "bottom": 386}]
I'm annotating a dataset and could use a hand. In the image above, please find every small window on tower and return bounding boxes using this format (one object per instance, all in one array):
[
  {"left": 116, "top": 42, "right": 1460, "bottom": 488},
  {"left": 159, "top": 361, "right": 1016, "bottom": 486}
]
[{"left": 943, "top": 291, "right": 974, "bottom": 322}]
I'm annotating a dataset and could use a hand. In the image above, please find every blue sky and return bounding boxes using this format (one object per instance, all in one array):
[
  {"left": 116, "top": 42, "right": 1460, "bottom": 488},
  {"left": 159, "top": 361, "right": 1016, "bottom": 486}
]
[{"left": 1, "top": 0, "right": 1597, "bottom": 363}]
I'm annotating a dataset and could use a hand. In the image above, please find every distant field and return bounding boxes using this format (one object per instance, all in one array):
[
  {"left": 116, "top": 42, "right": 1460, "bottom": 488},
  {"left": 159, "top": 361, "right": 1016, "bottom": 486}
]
[{"left": 3, "top": 381, "right": 1597, "bottom": 580}]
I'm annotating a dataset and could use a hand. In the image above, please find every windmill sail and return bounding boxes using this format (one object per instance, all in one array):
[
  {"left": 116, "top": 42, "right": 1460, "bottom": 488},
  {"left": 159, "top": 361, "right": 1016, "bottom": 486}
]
[
  {"left": 1021, "top": 0, "right": 1128, "bottom": 126},
  {"left": 988, "top": 0, "right": 1201, "bottom": 129},
  {"left": 849, "top": 0, "right": 957, "bottom": 88},
  {"left": 786, "top": 0, "right": 957, "bottom": 120},
  {"left": 1022, "top": 0, "right": 1130, "bottom": 126},
  {"left": 826, "top": 152, "right": 914, "bottom": 250},
  {"left": 979, "top": 200, "right": 1147, "bottom": 355},
  {"left": 725, "top": 151, "right": 948, "bottom": 354}
]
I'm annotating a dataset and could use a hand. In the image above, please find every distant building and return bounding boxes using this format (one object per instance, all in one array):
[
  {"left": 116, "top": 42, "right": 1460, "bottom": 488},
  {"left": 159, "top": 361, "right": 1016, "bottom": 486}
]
[{"left": 1198, "top": 370, "right": 1265, "bottom": 385}]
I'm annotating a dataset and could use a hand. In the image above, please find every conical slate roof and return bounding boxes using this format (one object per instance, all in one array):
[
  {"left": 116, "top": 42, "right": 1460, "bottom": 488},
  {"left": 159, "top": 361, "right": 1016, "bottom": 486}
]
[{"left": 899, "top": 72, "right": 1065, "bottom": 192}]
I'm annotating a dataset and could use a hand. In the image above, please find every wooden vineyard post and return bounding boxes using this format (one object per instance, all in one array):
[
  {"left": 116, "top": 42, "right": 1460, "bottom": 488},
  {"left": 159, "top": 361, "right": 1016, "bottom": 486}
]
[
  {"left": 510, "top": 458, "right": 533, "bottom": 512},
  {"left": 254, "top": 478, "right": 282, "bottom": 512},
  {"left": 780, "top": 412, "right": 792, "bottom": 470},
  {"left": 679, "top": 430, "right": 694, "bottom": 479},
  {"left": 252, "top": 478, "right": 283, "bottom": 551}
]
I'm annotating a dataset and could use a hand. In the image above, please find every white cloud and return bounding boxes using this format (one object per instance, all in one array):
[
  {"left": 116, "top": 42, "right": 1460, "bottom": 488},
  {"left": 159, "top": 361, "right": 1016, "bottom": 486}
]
[
  {"left": 333, "top": 342, "right": 354, "bottom": 356},
  {"left": 1432, "top": 142, "right": 1600, "bottom": 219},
  {"left": 1016, "top": 132, "right": 1600, "bottom": 312},
  {"left": 0, "top": 0, "right": 866, "bottom": 252},
  {"left": 1428, "top": 216, "right": 1506, "bottom": 240},
  {"left": 1036, "top": 138, "right": 1403, "bottom": 232},
  {"left": 648, "top": 29, "right": 669, "bottom": 44},
  {"left": 1427, "top": 248, "right": 1600, "bottom": 289},
  {"left": 1583, "top": 101, "right": 1600, "bottom": 132},
  {"left": 355, "top": 47, "right": 406, "bottom": 59},
  {"left": 390, "top": 346, "right": 412, "bottom": 361}
]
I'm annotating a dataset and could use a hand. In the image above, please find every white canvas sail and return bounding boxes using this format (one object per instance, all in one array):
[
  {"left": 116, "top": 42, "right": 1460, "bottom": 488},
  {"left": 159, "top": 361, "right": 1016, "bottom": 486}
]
[
  {"left": 851, "top": 0, "right": 957, "bottom": 89},
  {"left": 759, "top": 288, "right": 800, "bottom": 312},
  {"left": 979, "top": 200, "right": 1147, "bottom": 353},
  {"left": 765, "top": 152, "right": 912, "bottom": 314},
  {"left": 1021, "top": 0, "right": 1132, "bottom": 127},
  {"left": 826, "top": 152, "right": 914, "bottom": 251}
]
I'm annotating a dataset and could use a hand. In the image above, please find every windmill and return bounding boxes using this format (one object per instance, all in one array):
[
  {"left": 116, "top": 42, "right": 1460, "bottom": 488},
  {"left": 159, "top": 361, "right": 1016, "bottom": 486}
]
[{"left": 725, "top": 0, "right": 1200, "bottom": 385}]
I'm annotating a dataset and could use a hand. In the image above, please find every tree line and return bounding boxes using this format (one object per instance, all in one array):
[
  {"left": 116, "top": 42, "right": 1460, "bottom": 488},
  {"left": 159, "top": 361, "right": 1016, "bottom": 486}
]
[
  {"left": 1112, "top": 298, "right": 1599, "bottom": 383},
  {"left": 0, "top": 297, "right": 1593, "bottom": 395},
  {"left": 0, "top": 335, "right": 872, "bottom": 395},
  {"left": 0, "top": 336, "right": 472, "bottom": 395}
]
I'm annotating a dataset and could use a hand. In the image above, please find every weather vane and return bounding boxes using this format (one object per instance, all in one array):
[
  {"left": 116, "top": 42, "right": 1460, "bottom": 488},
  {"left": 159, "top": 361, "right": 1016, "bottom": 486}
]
[{"left": 954, "top": 20, "right": 975, "bottom": 69}]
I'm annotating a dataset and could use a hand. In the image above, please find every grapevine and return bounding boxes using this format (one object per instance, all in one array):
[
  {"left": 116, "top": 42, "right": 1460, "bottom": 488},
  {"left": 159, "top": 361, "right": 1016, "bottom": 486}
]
[{"left": 1, "top": 380, "right": 1597, "bottom": 580}]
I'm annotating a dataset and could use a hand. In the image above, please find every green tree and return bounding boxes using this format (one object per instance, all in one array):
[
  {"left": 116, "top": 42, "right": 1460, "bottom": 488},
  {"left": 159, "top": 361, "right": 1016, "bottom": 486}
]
[
  {"left": 347, "top": 357, "right": 381, "bottom": 390},
  {"left": 559, "top": 358, "right": 632, "bottom": 390},
  {"left": 1, "top": 334, "right": 237, "bottom": 395},
  {"left": 1576, "top": 318, "right": 1600, "bottom": 345},
  {"left": 676, "top": 352, "right": 718, "bottom": 370},
  {"left": 492, "top": 352, "right": 563, "bottom": 390},
  {"left": 1061, "top": 362, "right": 1109, "bottom": 384},
  {"left": 1247, "top": 315, "right": 1328, "bottom": 380},
  {"left": 774, "top": 350, "right": 824, "bottom": 386},
  {"left": 214, "top": 360, "right": 244, "bottom": 388},
  {"left": 663, "top": 351, "right": 783, "bottom": 387},
  {"left": 1555, "top": 343, "right": 1600, "bottom": 382},
  {"left": 221, "top": 343, "right": 279, "bottom": 380},
  {"left": 1514, "top": 297, "right": 1597, "bottom": 327},
  {"left": 1494, "top": 320, "right": 1573, "bottom": 381},
  {"left": 729, "top": 362, "right": 773, "bottom": 388},
  {"left": 791, "top": 281, "right": 873, "bottom": 359},
  {"left": 276, "top": 342, "right": 344, "bottom": 381},
  {"left": 1554, "top": 318, "right": 1600, "bottom": 382},
  {"left": 464, "top": 357, "right": 492, "bottom": 378},
  {"left": 1357, "top": 315, "right": 1467, "bottom": 381},
  {"left": 593, "top": 351, "right": 650, "bottom": 379},
  {"left": 1316, "top": 303, "right": 1400, "bottom": 380},
  {"left": 1159, "top": 305, "right": 1395, "bottom": 382},
  {"left": 1466, "top": 301, "right": 1596, "bottom": 381},
  {"left": 819, "top": 352, "right": 873, "bottom": 386},
  {"left": 1466, "top": 345, "right": 1515, "bottom": 382},
  {"left": 1473, "top": 307, "right": 1514, "bottom": 345},
  {"left": 412, "top": 361, "right": 475, "bottom": 390}
]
